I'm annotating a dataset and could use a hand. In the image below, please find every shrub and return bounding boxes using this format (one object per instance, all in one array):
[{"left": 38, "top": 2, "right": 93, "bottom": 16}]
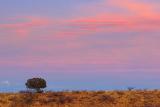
[{"left": 127, "top": 87, "right": 135, "bottom": 91}]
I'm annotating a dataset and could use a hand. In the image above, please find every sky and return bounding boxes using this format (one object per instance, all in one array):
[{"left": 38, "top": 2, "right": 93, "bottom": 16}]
[{"left": 0, "top": 0, "right": 160, "bottom": 92}]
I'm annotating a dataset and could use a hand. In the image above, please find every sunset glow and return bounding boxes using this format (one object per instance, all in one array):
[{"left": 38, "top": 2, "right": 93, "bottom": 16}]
[{"left": 0, "top": 0, "right": 160, "bottom": 91}]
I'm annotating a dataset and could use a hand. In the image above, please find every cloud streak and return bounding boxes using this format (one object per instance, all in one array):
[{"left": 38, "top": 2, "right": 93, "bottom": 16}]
[
  {"left": 0, "top": 81, "right": 11, "bottom": 86},
  {"left": 0, "top": 0, "right": 160, "bottom": 72},
  {"left": 0, "top": 16, "right": 51, "bottom": 38}
]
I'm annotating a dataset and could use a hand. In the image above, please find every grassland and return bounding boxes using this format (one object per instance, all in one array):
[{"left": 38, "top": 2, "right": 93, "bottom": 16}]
[{"left": 0, "top": 90, "right": 160, "bottom": 107}]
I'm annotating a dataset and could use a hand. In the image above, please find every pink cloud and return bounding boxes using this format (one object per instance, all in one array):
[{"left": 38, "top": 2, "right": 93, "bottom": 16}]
[
  {"left": 63, "top": 0, "right": 160, "bottom": 34},
  {"left": 67, "top": 14, "right": 160, "bottom": 33},
  {"left": 0, "top": 33, "right": 160, "bottom": 71},
  {"left": 1, "top": 12, "right": 160, "bottom": 42},
  {"left": 0, "top": 16, "right": 50, "bottom": 28},
  {"left": 109, "top": 0, "right": 156, "bottom": 17},
  {"left": 0, "top": 16, "right": 51, "bottom": 37}
]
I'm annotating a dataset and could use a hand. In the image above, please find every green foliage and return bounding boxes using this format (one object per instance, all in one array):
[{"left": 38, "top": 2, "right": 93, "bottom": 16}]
[{"left": 25, "top": 78, "right": 47, "bottom": 93}]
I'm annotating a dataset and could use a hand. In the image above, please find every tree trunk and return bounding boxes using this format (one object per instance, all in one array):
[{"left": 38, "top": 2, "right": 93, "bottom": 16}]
[{"left": 36, "top": 88, "right": 41, "bottom": 93}]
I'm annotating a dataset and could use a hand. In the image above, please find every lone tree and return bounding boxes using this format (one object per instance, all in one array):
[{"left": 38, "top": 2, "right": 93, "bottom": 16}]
[{"left": 25, "top": 78, "right": 47, "bottom": 93}]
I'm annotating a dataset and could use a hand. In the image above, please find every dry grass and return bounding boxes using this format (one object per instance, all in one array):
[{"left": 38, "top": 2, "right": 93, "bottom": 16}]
[{"left": 0, "top": 90, "right": 160, "bottom": 107}]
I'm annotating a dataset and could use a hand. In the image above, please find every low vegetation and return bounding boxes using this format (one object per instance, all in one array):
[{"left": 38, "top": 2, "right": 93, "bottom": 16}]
[{"left": 0, "top": 90, "right": 160, "bottom": 107}]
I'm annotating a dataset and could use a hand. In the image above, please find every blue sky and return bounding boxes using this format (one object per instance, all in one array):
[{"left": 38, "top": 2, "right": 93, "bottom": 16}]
[{"left": 0, "top": 0, "right": 160, "bottom": 92}]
